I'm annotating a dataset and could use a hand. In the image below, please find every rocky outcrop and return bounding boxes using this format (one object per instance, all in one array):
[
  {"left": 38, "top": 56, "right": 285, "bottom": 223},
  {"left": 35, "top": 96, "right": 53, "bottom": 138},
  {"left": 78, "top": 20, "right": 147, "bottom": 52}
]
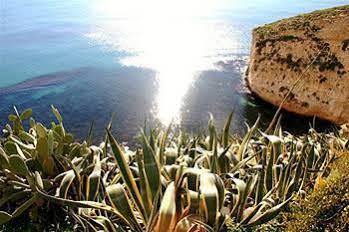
[{"left": 247, "top": 5, "right": 349, "bottom": 124}]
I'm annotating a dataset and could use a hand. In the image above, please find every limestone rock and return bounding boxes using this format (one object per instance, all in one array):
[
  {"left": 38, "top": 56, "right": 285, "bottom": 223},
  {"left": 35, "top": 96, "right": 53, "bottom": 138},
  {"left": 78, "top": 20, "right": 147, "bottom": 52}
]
[{"left": 247, "top": 5, "right": 349, "bottom": 124}]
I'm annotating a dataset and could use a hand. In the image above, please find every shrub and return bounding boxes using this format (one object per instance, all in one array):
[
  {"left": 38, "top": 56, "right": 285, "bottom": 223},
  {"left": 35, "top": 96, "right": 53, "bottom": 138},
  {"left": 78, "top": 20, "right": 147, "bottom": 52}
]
[
  {"left": 283, "top": 151, "right": 349, "bottom": 232},
  {"left": 0, "top": 108, "right": 345, "bottom": 231}
]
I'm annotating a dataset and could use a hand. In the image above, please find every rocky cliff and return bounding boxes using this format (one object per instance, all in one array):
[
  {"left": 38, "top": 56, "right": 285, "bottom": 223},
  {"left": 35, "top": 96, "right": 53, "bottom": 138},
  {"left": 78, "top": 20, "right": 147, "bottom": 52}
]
[{"left": 247, "top": 5, "right": 349, "bottom": 124}]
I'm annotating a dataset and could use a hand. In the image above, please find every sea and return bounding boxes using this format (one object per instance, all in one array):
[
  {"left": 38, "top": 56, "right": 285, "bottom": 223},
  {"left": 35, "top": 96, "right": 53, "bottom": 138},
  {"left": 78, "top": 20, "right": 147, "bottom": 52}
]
[{"left": 1, "top": 0, "right": 347, "bottom": 142}]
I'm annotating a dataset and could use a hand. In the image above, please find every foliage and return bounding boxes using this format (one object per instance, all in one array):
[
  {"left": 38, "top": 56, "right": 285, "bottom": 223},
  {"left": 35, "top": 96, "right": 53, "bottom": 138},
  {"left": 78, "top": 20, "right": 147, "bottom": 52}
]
[
  {"left": 0, "top": 107, "right": 345, "bottom": 231},
  {"left": 283, "top": 151, "right": 349, "bottom": 232}
]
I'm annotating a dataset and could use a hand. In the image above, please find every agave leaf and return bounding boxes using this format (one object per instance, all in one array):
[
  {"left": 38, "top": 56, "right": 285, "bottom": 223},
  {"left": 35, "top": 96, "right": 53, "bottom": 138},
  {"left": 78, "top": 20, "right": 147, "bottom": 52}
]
[
  {"left": 67, "top": 159, "right": 82, "bottom": 197},
  {"left": 8, "top": 114, "right": 17, "bottom": 122},
  {"left": 158, "top": 123, "right": 172, "bottom": 166},
  {"left": 230, "top": 153, "right": 256, "bottom": 174},
  {"left": 164, "top": 148, "right": 178, "bottom": 166},
  {"left": 238, "top": 175, "right": 258, "bottom": 221},
  {"left": 135, "top": 150, "right": 152, "bottom": 215},
  {"left": 261, "top": 133, "right": 282, "bottom": 176},
  {"left": 261, "top": 133, "right": 282, "bottom": 145},
  {"left": 34, "top": 171, "right": 44, "bottom": 190},
  {"left": 237, "top": 116, "right": 260, "bottom": 161},
  {"left": 64, "top": 133, "right": 74, "bottom": 144},
  {"left": 51, "top": 105, "right": 63, "bottom": 123},
  {"left": 199, "top": 173, "right": 220, "bottom": 225},
  {"left": 186, "top": 168, "right": 202, "bottom": 192},
  {"left": 210, "top": 141, "right": 219, "bottom": 173},
  {"left": 149, "top": 129, "right": 157, "bottom": 151},
  {"left": 174, "top": 216, "right": 193, "bottom": 232},
  {"left": 29, "top": 117, "right": 35, "bottom": 128},
  {"left": 59, "top": 170, "right": 76, "bottom": 198},
  {"left": 247, "top": 197, "right": 292, "bottom": 227},
  {"left": 86, "top": 154, "right": 101, "bottom": 201},
  {"left": 36, "top": 136, "right": 55, "bottom": 176},
  {"left": 188, "top": 190, "right": 200, "bottom": 214},
  {"left": 230, "top": 178, "right": 246, "bottom": 218},
  {"left": 273, "top": 114, "right": 282, "bottom": 136},
  {"left": 48, "top": 130, "right": 54, "bottom": 155},
  {"left": 281, "top": 146, "right": 296, "bottom": 196},
  {"left": 140, "top": 130, "right": 161, "bottom": 202},
  {"left": 91, "top": 216, "right": 123, "bottom": 232},
  {"left": 20, "top": 108, "right": 32, "bottom": 121},
  {"left": 78, "top": 215, "right": 99, "bottom": 232},
  {"left": 4, "top": 141, "right": 17, "bottom": 155},
  {"left": 54, "top": 124, "right": 66, "bottom": 138},
  {"left": 0, "top": 211, "right": 12, "bottom": 225},
  {"left": 314, "top": 149, "right": 327, "bottom": 171},
  {"left": 9, "top": 155, "right": 29, "bottom": 176},
  {"left": 222, "top": 112, "right": 233, "bottom": 148},
  {"left": 12, "top": 194, "right": 38, "bottom": 218},
  {"left": 291, "top": 145, "right": 306, "bottom": 193},
  {"left": 276, "top": 164, "right": 287, "bottom": 197},
  {"left": 305, "top": 145, "right": 316, "bottom": 176},
  {"left": 145, "top": 189, "right": 162, "bottom": 232},
  {"left": 11, "top": 107, "right": 24, "bottom": 134},
  {"left": 207, "top": 113, "right": 216, "bottom": 151},
  {"left": 90, "top": 217, "right": 110, "bottom": 231},
  {"left": 174, "top": 215, "right": 212, "bottom": 232},
  {"left": 240, "top": 204, "right": 263, "bottom": 225},
  {"left": 107, "top": 130, "right": 147, "bottom": 222},
  {"left": 217, "top": 145, "right": 231, "bottom": 174},
  {"left": 36, "top": 188, "right": 129, "bottom": 223},
  {"left": 7, "top": 180, "right": 30, "bottom": 189},
  {"left": 18, "top": 131, "right": 35, "bottom": 144},
  {"left": 264, "top": 147, "right": 274, "bottom": 192},
  {"left": 35, "top": 123, "right": 47, "bottom": 138},
  {"left": 86, "top": 121, "right": 95, "bottom": 146},
  {"left": 9, "top": 136, "right": 35, "bottom": 151},
  {"left": 156, "top": 182, "right": 177, "bottom": 232},
  {"left": 0, "top": 190, "right": 31, "bottom": 208},
  {"left": 255, "top": 155, "right": 266, "bottom": 204},
  {"left": 0, "top": 146, "right": 9, "bottom": 169},
  {"left": 106, "top": 184, "right": 142, "bottom": 232}
]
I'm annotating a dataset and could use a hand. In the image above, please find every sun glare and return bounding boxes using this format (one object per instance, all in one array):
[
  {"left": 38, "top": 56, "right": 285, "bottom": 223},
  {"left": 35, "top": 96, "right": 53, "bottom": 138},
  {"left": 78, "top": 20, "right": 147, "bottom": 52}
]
[{"left": 88, "top": 0, "right": 240, "bottom": 125}]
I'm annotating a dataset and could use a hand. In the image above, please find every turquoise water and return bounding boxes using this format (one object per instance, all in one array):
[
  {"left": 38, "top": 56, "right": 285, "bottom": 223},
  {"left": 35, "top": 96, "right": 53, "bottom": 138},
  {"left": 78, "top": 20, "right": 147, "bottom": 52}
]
[{"left": 1, "top": 0, "right": 347, "bottom": 141}]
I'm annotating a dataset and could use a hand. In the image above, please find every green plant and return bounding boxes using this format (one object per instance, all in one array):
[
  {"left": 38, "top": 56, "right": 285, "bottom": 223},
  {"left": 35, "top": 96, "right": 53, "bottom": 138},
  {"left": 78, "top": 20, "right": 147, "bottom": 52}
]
[
  {"left": 283, "top": 151, "right": 349, "bottom": 232},
  {"left": 0, "top": 108, "right": 343, "bottom": 231}
]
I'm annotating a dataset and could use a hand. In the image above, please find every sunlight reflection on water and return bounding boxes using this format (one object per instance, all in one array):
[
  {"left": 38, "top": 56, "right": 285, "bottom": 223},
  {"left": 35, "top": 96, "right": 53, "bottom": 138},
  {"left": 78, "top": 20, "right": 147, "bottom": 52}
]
[{"left": 86, "top": 0, "right": 243, "bottom": 125}]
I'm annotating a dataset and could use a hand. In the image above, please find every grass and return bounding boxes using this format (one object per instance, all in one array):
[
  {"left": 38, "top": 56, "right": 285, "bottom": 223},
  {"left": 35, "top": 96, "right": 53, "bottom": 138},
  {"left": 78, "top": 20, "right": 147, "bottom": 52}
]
[{"left": 254, "top": 5, "right": 349, "bottom": 36}]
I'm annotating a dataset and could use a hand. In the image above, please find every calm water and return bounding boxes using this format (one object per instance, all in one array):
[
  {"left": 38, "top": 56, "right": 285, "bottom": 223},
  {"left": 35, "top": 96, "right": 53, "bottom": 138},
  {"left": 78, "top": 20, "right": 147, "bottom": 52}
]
[{"left": 1, "top": 0, "right": 347, "bottom": 142}]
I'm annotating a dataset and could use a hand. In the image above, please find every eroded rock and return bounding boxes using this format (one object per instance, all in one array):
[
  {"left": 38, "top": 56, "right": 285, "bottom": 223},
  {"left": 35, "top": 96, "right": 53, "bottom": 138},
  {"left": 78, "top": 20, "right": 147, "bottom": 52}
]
[{"left": 247, "top": 5, "right": 349, "bottom": 124}]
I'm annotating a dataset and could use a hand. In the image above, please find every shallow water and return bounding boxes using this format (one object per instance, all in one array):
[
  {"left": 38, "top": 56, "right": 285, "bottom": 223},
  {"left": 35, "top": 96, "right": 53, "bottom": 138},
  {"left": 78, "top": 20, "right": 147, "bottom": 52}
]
[{"left": 1, "top": 0, "right": 346, "bottom": 141}]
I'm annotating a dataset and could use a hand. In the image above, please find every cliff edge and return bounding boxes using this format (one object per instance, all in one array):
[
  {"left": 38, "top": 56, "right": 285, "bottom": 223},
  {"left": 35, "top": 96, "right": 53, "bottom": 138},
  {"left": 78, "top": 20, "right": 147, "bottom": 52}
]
[{"left": 247, "top": 5, "right": 349, "bottom": 124}]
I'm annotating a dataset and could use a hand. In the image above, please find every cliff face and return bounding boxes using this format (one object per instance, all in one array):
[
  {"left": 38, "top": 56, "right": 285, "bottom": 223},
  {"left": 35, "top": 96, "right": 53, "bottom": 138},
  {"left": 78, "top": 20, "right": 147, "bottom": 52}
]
[{"left": 247, "top": 5, "right": 349, "bottom": 124}]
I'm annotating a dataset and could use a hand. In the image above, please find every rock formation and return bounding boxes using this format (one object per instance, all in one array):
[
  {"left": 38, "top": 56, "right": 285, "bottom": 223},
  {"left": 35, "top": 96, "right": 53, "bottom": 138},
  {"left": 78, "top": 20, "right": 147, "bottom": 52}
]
[{"left": 247, "top": 5, "right": 349, "bottom": 124}]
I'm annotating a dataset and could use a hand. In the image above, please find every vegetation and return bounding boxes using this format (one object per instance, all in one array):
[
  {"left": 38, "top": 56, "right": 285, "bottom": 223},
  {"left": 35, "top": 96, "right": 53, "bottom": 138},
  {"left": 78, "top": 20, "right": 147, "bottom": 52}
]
[
  {"left": 254, "top": 5, "right": 349, "bottom": 36},
  {"left": 0, "top": 107, "right": 347, "bottom": 231},
  {"left": 283, "top": 151, "right": 349, "bottom": 232}
]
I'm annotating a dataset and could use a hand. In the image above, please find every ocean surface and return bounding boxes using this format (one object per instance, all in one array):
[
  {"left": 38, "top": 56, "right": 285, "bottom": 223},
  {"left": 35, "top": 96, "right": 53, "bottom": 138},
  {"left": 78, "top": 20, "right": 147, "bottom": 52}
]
[{"left": 1, "top": 0, "right": 347, "bottom": 142}]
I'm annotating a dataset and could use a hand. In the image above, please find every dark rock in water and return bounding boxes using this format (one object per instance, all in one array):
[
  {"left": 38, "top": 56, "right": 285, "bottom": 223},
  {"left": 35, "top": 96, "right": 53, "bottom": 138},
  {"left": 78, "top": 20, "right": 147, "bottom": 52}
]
[{"left": 0, "top": 68, "right": 89, "bottom": 95}]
